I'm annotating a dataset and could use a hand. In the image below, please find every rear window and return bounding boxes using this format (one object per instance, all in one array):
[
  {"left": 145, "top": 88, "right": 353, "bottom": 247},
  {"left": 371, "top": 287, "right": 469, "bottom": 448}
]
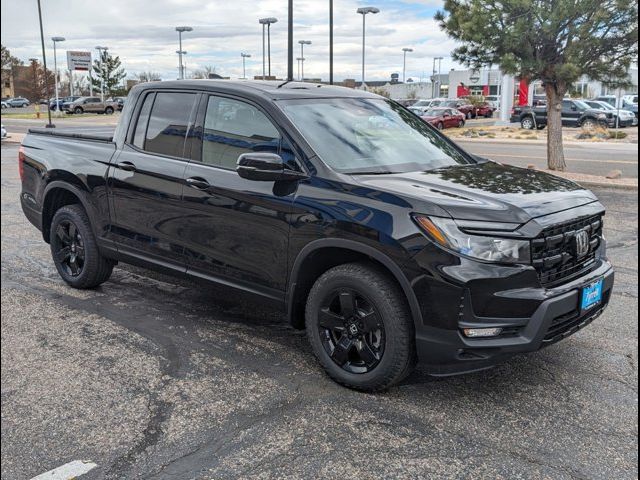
[{"left": 143, "top": 92, "right": 198, "bottom": 158}]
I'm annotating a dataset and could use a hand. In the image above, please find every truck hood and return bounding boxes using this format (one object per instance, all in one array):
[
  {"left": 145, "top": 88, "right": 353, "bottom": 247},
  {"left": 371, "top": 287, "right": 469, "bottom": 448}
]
[{"left": 353, "top": 161, "right": 598, "bottom": 224}]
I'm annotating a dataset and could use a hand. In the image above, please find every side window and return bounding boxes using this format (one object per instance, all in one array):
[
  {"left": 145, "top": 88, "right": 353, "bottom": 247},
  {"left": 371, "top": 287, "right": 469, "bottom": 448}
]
[
  {"left": 144, "top": 92, "right": 198, "bottom": 158},
  {"left": 201, "top": 96, "right": 280, "bottom": 169},
  {"left": 132, "top": 93, "right": 154, "bottom": 149},
  {"left": 562, "top": 100, "right": 573, "bottom": 110}
]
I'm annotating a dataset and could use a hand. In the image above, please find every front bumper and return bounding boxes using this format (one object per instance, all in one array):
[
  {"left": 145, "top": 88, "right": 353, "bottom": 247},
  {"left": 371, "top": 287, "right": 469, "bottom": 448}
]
[{"left": 414, "top": 260, "right": 614, "bottom": 375}]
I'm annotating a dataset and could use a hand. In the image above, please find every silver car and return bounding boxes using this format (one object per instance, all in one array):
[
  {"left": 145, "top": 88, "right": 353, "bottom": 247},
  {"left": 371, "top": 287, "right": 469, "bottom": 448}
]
[{"left": 65, "top": 96, "right": 116, "bottom": 115}]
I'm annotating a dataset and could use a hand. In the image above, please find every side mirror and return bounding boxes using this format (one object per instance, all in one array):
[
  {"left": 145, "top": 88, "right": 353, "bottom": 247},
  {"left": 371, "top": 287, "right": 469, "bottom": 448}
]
[{"left": 237, "top": 153, "right": 307, "bottom": 182}]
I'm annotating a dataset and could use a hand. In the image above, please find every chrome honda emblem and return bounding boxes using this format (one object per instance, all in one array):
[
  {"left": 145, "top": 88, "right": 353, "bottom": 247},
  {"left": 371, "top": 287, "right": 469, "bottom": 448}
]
[{"left": 574, "top": 230, "right": 590, "bottom": 258}]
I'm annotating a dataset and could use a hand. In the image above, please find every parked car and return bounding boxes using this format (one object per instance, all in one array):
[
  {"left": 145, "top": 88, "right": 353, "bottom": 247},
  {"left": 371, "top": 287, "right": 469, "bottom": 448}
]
[
  {"left": 420, "top": 107, "right": 466, "bottom": 129},
  {"left": 483, "top": 95, "right": 500, "bottom": 109},
  {"left": 1, "top": 100, "right": 8, "bottom": 109},
  {"left": 442, "top": 100, "right": 477, "bottom": 119},
  {"left": 64, "top": 96, "right": 116, "bottom": 114},
  {"left": 474, "top": 102, "right": 495, "bottom": 118},
  {"left": 50, "top": 96, "right": 82, "bottom": 111},
  {"left": 512, "top": 99, "right": 612, "bottom": 129},
  {"left": 110, "top": 96, "right": 126, "bottom": 111},
  {"left": 20, "top": 80, "right": 614, "bottom": 391},
  {"left": 409, "top": 98, "right": 447, "bottom": 115},
  {"left": 395, "top": 98, "right": 418, "bottom": 108},
  {"left": 7, "top": 97, "right": 30, "bottom": 108},
  {"left": 593, "top": 94, "right": 638, "bottom": 116},
  {"left": 583, "top": 100, "right": 638, "bottom": 127}
]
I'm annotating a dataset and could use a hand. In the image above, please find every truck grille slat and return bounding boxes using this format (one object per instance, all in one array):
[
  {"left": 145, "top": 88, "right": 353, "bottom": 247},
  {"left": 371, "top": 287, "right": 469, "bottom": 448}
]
[{"left": 532, "top": 214, "right": 603, "bottom": 287}]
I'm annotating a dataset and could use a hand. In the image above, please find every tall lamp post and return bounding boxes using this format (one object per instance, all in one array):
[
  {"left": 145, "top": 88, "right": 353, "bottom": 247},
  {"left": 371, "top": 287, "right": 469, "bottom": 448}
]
[
  {"left": 296, "top": 57, "right": 304, "bottom": 81},
  {"left": 356, "top": 6, "right": 380, "bottom": 89},
  {"left": 298, "top": 40, "right": 311, "bottom": 81},
  {"left": 402, "top": 47, "right": 413, "bottom": 83},
  {"left": 436, "top": 56, "right": 443, "bottom": 96},
  {"left": 36, "top": 0, "right": 54, "bottom": 127},
  {"left": 95, "top": 46, "right": 108, "bottom": 102},
  {"left": 329, "top": 0, "right": 334, "bottom": 84},
  {"left": 432, "top": 56, "right": 443, "bottom": 97},
  {"left": 259, "top": 17, "right": 278, "bottom": 79},
  {"left": 176, "top": 50, "right": 187, "bottom": 77},
  {"left": 175, "top": 26, "right": 193, "bottom": 80},
  {"left": 241, "top": 53, "right": 251, "bottom": 79},
  {"left": 51, "top": 36, "right": 65, "bottom": 115}
]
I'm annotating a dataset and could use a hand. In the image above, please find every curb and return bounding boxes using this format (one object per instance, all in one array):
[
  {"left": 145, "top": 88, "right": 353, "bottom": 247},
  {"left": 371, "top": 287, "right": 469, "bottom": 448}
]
[
  {"left": 451, "top": 137, "right": 638, "bottom": 147},
  {"left": 569, "top": 179, "right": 638, "bottom": 191}
]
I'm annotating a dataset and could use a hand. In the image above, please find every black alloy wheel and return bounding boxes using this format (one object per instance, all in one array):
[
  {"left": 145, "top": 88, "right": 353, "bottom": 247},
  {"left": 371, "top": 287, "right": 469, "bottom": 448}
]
[
  {"left": 318, "top": 289, "right": 385, "bottom": 374},
  {"left": 52, "top": 219, "right": 85, "bottom": 277}
]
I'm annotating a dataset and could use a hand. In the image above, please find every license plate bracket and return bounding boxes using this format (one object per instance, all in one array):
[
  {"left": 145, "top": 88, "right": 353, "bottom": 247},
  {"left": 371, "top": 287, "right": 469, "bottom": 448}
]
[{"left": 581, "top": 278, "right": 604, "bottom": 313}]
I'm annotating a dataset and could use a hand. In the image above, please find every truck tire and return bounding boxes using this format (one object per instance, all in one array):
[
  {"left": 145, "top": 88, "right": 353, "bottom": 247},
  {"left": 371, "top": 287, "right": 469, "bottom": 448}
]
[
  {"left": 580, "top": 118, "right": 598, "bottom": 129},
  {"left": 437, "top": 122, "right": 444, "bottom": 130},
  {"left": 521, "top": 116, "right": 536, "bottom": 130},
  {"left": 49, "top": 205, "right": 114, "bottom": 289},
  {"left": 305, "top": 262, "right": 416, "bottom": 391},
  {"left": 105, "top": 106, "right": 114, "bottom": 114},
  {"left": 74, "top": 107, "right": 84, "bottom": 115}
]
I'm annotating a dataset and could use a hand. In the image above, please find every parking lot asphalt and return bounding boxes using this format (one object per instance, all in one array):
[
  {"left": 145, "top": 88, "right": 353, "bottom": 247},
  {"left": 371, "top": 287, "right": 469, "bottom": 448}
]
[{"left": 1, "top": 141, "right": 638, "bottom": 480}]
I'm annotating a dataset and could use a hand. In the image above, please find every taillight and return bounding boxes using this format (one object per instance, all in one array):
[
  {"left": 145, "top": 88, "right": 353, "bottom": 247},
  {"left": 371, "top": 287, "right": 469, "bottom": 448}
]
[{"left": 18, "top": 145, "right": 25, "bottom": 181}]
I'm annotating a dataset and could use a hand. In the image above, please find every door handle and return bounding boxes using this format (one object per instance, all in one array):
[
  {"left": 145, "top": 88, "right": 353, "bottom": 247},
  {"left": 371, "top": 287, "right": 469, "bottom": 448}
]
[
  {"left": 117, "top": 161, "right": 137, "bottom": 172},
  {"left": 185, "top": 177, "right": 211, "bottom": 190}
]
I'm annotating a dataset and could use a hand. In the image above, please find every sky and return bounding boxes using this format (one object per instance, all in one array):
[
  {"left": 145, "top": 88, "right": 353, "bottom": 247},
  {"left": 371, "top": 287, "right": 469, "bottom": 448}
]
[{"left": 0, "top": 0, "right": 462, "bottom": 82}]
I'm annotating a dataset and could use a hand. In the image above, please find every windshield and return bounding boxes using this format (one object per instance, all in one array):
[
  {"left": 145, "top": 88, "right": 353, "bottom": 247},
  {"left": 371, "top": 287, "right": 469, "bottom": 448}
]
[
  {"left": 413, "top": 100, "right": 430, "bottom": 107},
  {"left": 574, "top": 100, "right": 592, "bottom": 111},
  {"left": 423, "top": 109, "right": 443, "bottom": 117},
  {"left": 278, "top": 98, "right": 473, "bottom": 174},
  {"left": 593, "top": 102, "right": 613, "bottom": 110}
]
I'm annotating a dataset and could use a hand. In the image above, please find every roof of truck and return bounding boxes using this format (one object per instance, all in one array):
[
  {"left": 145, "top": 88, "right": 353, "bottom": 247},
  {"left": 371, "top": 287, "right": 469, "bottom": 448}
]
[{"left": 133, "top": 79, "right": 380, "bottom": 101}]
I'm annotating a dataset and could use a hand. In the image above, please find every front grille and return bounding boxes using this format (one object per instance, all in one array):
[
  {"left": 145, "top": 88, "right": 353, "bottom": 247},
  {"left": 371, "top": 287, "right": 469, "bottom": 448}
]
[
  {"left": 543, "top": 289, "right": 611, "bottom": 344},
  {"left": 532, "top": 214, "right": 603, "bottom": 287}
]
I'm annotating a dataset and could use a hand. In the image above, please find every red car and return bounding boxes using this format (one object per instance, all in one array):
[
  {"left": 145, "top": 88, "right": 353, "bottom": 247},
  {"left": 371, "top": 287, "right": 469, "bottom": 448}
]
[
  {"left": 475, "top": 102, "right": 495, "bottom": 118},
  {"left": 421, "top": 107, "right": 466, "bottom": 129},
  {"left": 443, "top": 100, "right": 477, "bottom": 119}
]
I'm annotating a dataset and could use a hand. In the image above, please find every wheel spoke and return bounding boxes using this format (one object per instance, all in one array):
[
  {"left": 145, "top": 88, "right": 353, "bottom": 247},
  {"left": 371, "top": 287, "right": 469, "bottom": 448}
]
[
  {"left": 56, "top": 224, "right": 71, "bottom": 244},
  {"left": 68, "top": 257, "right": 80, "bottom": 275},
  {"left": 74, "top": 245, "right": 85, "bottom": 260},
  {"left": 356, "top": 341, "right": 379, "bottom": 367},
  {"left": 55, "top": 246, "right": 71, "bottom": 262},
  {"left": 68, "top": 222, "right": 77, "bottom": 239},
  {"left": 359, "top": 311, "right": 382, "bottom": 333},
  {"left": 339, "top": 291, "right": 356, "bottom": 318},
  {"left": 318, "top": 308, "right": 345, "bottom": 330},
  {"left": 331, "top": 335, "right": 353, "bottom": 366}
]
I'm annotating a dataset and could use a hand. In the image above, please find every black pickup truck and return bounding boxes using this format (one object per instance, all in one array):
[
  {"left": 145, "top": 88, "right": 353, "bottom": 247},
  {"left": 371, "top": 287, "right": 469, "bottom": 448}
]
[
  {"left": 511, "top": 99, "right": 614, "bottom": 129},
  {"left": 20, "top": 80, "right": 614, "bottom": 391}
]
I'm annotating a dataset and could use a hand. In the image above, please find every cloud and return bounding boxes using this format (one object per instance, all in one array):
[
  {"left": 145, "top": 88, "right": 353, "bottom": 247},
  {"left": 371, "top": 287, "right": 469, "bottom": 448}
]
[{"left": 0, "top": 0, "right": 460, "bottom": 81}]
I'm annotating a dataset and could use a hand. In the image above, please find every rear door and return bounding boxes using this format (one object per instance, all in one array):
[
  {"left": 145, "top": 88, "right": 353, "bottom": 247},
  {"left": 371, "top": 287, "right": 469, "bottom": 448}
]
[
  {"left": 107, "top": 90, "right": 199, "bottom": 268},
  {"left": 179, "top": 93, "right": 299, "bottom": 297},
  {"left": 84, "top": 97, "right": 102, "bottom": 112},
  {"left": 562, "top": 100, "right": 581, "bottom": 126}
]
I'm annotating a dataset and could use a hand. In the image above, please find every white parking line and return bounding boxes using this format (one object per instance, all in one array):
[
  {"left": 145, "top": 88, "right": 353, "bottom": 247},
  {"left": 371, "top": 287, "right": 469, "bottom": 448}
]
[{"left": 30, "top": 460, "right": 97, "bottom": 480}]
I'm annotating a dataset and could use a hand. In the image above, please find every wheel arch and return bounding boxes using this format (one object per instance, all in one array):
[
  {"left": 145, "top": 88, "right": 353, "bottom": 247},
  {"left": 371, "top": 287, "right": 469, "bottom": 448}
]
[
  {"left": 286, "top": 239, "right": 424, "bottom": 331},
  {"left": 41, "top": 181, "right": 95, "bottom": 243}
]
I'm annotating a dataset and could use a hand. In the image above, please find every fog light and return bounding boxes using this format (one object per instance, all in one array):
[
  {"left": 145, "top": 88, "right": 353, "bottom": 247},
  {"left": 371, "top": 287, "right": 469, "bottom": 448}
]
[{"left": 463, "top": 327, "right": 503, "bottom": 338}]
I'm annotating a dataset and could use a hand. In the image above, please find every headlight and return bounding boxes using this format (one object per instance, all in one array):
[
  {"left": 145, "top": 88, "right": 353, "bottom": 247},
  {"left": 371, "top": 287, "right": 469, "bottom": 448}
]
[{"left": 414, "top": 215, "right": 531, "bottom": 264}]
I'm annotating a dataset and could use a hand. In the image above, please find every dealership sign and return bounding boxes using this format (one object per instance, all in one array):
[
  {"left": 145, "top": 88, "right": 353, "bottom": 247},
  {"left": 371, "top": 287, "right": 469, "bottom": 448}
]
[{"left": 66, "top": 51, "right": 92, "bottom": 71}]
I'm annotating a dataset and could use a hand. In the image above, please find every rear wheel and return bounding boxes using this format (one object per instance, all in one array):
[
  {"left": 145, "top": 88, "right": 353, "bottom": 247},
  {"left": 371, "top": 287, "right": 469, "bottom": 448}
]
[
  {"left": 305, "top": 262, "right": 416, "bottom": 391},
  {"left": 458, "top": 119, "right": 465, "bottom": 128},
  {"left": 74, "top": 107, "right": 84, "bottom": 115},
  {"left": 437, "top": 121, "right": 444, "bottom": 130},
  {"left": 105, "top": 106, "right": 114, "bottom": 114},
  {"left": 521, "top": 116, "right": 535, "bottom": 130},
  {"left": 50, "top": 205, "right": 114, "bottom": 289}
]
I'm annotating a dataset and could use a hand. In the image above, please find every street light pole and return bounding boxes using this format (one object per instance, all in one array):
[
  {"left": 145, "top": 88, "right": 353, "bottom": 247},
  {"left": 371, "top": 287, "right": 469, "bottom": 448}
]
[
  {"left": 402, "top": 47, "right": 413, "bottom": 83},
  {"left": 296, "top": 57, "right": 304, "bottom": 81},
  {"left": 437, "top": 56, "right": 443, "bottom": 96},
  {"left": 259, "top": 18, "right": 278, "bottom": 80},
  {"left": 357, "top": 7, "right": 380, "bottom": 90},
  {"left": 95, "top": 46, "right": 108, "bottom": 102},
  {"left": 241, "top": 53, "right": 251, "bottom": 79},
  {"left": 298, "top": 41, "right": 311, "bottom": 81},
  {"left": 51, "top": 36, "right": 65, "bottom": 116},
  {"left": 329, "top": 0, "right": 334, "bottom": 84},
  {"left": 175, "top": 26, "right": 193, "bottom": 80},
  {"left": 36, "top": 0, "right": 54, "bottom": 128}
]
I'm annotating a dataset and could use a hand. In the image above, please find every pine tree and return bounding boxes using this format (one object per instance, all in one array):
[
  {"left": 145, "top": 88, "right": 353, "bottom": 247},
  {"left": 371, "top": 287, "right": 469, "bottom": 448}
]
[
  {"left": 90, "top": 50, "right": 126, "bottom": 97},
  {"left": 435, "top": 0, "right": 638, "bottom": 171}
]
